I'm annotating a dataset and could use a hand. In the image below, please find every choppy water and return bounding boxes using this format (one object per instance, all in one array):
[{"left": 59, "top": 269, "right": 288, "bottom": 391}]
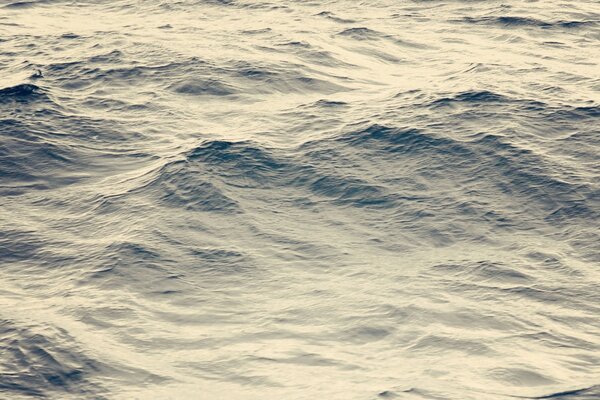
[{"left": 1, "top": 0, "right": 600, "bottom": 398}]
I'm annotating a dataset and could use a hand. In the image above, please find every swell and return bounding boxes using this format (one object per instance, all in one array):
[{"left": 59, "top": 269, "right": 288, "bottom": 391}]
[
  {"left": 119, "top": 86, "right": 597, "bottom": 240},
  {"left": 2, "top": 4, "right": 599, "bottom": 397}
]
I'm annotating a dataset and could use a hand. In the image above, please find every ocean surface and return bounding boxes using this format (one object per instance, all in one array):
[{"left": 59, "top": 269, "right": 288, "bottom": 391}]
[{"left": 1, "top": 0, "right": 599, "bottom": 399}]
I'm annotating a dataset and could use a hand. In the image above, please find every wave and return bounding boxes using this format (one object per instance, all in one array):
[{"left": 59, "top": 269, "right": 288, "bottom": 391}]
[
  {"left": 39, "top": 54, "right": 348, "bottom": 97},
  {"left": 0, "top": 229, "right": 47, "bottom": 263},
  {"left": 169, "top": 79, "right": 237, "bottom": 96},
  {"left": 87, "top": 239, "right": 253, "bottom": 290},
  {"left": 527, "top": 385, "right": 600, "bottom": 399},
  {"left": 316, "top": 11, "right": 355, "bottom": 24},
  {"left": 331, "top": 124, "right": 461, "bottom": 154},
  {"left": 458, "top": 16, "right": 599, "bottom": 29},
  {"left": 2, "top": 0, "right": 57, "bottom": 9},
  {"left": 100, "top": 116, "right": 589, "bottom": 233},
  {"left": 0, "top": 83, "right": 49, "bottom": 104},
  {"left": 186, "top": 140, "right": 290, "bottom": 189},
  {"left": 0, "top": 319, "right": 105, "bottom": 399},
  {"left": 430, "top": 90, "right": 510, "bottom": 105},
  {"left": 126, "top": 112, "right": 597, "bottom": 230},
  {"left": 337, "top": 27, "right": 381, "bottom": 40},
  {"left": 336, "top": 26, "right": 428, "bottom": 48},
  {"left": 0, "top": 101, "right": 151, "bottom": 195},
  {"left": 0, "top": 118, "right": 82, "bottom": 194},
  {"left": 318, "top": 122, "right": 595, "bottom": 228},
  {"left": 141, "top": 158, "right": 242, "bottom": 213},
  {"left": 185, "top": 139, "right": 402, "bottom": 209}
]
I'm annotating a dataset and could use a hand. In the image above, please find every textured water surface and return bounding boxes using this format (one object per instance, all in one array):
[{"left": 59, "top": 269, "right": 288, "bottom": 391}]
[{"left": 1, "top": 0, "right": 599, "bottom": 399}]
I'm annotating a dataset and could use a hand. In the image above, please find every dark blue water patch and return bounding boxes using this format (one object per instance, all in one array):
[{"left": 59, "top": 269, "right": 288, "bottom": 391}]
[
  {"left": 119, "top": 116, "right": 595, "bottom": 230},
  {"left": 486, "top": 16, "right": 552, "bottom": 27},
  {"left": 555, "top": 20, "right": 599, "bottom": 29},
  {"left": 424, "top": 92, "right": 598, "bottom": 165},
  {"left": 35, "top": 108, "right": 148, "bottom": 144},
  {"left": 0, "top": 83, "right": 49, "bottom": 104}
]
